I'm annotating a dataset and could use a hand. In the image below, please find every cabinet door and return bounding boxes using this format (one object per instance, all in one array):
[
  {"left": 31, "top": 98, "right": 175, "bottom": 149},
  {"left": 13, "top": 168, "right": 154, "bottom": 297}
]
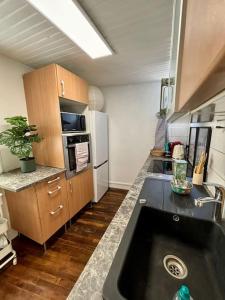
[
  {"left": 56, "top": 64, "right": 78, "bottom": 100},
  {"left": 67, "top": 168, "right": 94, "bottom": 218},
  {"left": 79, "top": 168, "right": 94, "bottom": 205},
  {"left": 23, "top": 64, "right": 65, "bottom": 168},
  {"left": 77, "top": 77, "right": 88, "bottom": 104},
  {"left": 5, "top": 187, "right": 43, "bottom": 244},
  {"left": 56, "top": 65, "right": 88, "bottom": 104},
  {"left": 177, "top": 0, "right": 225, "bottom": 111},
  {"left": 67, "top": 174, "right": 82, "bottom": 218},
  {"left": 35, "top": 173, "right": 69, "bottom": 242}
]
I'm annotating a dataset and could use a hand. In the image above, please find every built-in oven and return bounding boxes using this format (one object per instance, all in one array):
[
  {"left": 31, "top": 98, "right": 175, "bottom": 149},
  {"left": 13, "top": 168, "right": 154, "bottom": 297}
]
[{"left": 62, "top": 133, "right": 91, "bottom": 178}]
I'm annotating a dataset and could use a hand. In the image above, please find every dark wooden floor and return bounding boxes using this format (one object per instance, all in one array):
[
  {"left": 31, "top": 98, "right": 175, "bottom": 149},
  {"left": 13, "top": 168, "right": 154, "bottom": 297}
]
[{"left": 0, "top": 188, "right": 127, "bottom": 300}]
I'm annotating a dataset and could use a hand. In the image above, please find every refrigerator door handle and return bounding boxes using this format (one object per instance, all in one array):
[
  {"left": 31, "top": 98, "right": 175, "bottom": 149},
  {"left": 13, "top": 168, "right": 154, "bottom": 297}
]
[{"left": 94, "top": 160, "right": 108, "bottom": 169}]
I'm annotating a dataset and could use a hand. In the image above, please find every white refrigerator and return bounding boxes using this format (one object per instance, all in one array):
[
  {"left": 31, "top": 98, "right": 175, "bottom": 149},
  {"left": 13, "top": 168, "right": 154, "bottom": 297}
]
[{"left": 89, "top": 111, "right": 109, "bottom": 202}]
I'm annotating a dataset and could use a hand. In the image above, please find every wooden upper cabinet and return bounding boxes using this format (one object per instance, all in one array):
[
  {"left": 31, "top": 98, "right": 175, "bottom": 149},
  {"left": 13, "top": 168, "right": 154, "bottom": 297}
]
[
  {"left": 23, "top": 64, "right": 65, "bottom": 168},
  {"left": 23, "top": 64, "right": 89, "bottom": 168},
  {"left": 176, "top": 0, "right": 225, "bottom": 112},
  {"left": 56, "top": 64, "right": 88, "bottom": 104}
]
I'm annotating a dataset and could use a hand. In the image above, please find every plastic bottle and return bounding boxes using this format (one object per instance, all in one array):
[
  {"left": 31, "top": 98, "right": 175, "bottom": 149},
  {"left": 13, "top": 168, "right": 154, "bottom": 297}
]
[{"left": 173, "top": 285, "right": 193, "bottom": 300}]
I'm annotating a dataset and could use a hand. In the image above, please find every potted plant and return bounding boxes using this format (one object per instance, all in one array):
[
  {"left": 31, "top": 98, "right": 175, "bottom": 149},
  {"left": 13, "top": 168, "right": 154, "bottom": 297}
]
[{"left": 0, "top": 116, "right": 42, "bottom": 173}]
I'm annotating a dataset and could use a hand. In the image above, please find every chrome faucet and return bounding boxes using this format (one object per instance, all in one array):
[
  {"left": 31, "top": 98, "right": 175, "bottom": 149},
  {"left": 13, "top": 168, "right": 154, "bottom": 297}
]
[{"left": 194, "top": 183, "right": 225, "bottom": 221}]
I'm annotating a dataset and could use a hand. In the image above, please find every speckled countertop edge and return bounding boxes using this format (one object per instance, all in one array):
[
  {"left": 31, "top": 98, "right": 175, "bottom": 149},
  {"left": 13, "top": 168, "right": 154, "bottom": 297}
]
[
  {"left": 67, "top": 155, "right": 171, "bottom": 300},
  {"left": 0, "top": 166, "right": 66, "bottom": 192}
]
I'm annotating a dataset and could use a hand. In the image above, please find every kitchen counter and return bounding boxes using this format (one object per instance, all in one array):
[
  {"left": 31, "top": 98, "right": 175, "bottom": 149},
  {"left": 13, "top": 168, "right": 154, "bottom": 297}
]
[
  {"left": 67, "top": 155, "right": 170, "bottom": 300},
  {"left": 0, "top": 165, "right": 66, "bottom": 192}
]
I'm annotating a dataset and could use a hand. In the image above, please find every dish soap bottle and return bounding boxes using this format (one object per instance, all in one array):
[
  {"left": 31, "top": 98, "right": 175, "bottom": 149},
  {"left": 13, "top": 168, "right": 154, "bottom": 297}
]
[{"left": 173, "top": 285, "right": 193, "bottom": 300}]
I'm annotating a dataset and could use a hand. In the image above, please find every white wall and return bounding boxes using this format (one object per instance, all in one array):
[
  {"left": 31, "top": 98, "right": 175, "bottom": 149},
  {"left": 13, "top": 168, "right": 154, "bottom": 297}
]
[
  {"left": 0, "top": 54, "right": 31, "bottom": 238},
  {"left": 0, "top": 53, "right": 31, "bottom": 172},
  {"left": 102, "top": 82, "right": 160, "bottom": 189}
]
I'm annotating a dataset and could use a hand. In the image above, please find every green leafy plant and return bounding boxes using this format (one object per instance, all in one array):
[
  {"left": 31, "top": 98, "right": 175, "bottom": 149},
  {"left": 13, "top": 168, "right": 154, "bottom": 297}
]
[{"left": 0, "top": 116, "right": 42, "bottom": 160}]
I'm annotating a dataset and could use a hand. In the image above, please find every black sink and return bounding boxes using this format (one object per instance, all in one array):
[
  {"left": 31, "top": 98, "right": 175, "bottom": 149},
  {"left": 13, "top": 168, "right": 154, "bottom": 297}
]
[{"left": 103, "top": 179, "right": 225, "bottom": 300}]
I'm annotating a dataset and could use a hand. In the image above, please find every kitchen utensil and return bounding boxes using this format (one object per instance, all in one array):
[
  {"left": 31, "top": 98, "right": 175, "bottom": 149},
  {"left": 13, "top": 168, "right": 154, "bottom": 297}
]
[
  {"left": 195, "top": 152, "right": 207, "bottom": 174},
  {"left": 192, "top": 171, "right": 204, "bottom": 185}
]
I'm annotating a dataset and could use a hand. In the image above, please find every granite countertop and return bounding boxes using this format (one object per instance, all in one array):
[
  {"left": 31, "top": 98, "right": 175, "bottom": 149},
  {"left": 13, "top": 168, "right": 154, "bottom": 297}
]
[
  {"left": 67, "top": 154, "right": 169, "bottom": 300},
  {"left": 0, "top": 165, "right": 66, "bottom": 192}
]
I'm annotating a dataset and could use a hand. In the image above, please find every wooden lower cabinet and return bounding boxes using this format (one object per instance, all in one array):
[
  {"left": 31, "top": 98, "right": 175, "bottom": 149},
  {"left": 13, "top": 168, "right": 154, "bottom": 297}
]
[
  {"left": 67, "top": 168, "right": 94, "bottom": 219},
  {"left": 35, "top": 174, "right": 69, "bottom": 243},
  {"left": 6, "top": 186, "right": 43, "bottom": 244},
  {"left": 5, "top": 169, "right": 94, "bottom": 245},
  {"left": 6, "top": 173, "right": 69, "bottom": 245}
]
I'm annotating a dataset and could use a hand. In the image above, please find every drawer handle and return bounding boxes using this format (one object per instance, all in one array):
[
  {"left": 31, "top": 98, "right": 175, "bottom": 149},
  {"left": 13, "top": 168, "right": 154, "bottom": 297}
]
[
  {"left": 48, "top": 186, "right": 61, "bottom": 195},
  {"left": 69, "top": 181, "right": 72, "bottom": 193},
  {"left": 49, "top": 205, "right": 63, "bottom": 215},
  {"left": 60, "top": 80, "right": 65, "bottom": 97},
  {"left": 48, "top": 176, "right": 60, "bottom": 184}
]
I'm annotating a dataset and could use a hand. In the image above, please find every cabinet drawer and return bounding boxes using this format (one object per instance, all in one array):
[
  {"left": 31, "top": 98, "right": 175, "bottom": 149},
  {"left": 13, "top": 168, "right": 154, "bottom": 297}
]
[{"left": 35, "top": 173, "right": 69, "bottom": 242}]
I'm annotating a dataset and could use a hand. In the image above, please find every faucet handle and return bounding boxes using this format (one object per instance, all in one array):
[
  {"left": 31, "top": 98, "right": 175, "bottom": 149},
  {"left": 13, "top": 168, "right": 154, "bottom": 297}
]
[{"left": 203, "top": 182, "right": 225, "bottom": 198}]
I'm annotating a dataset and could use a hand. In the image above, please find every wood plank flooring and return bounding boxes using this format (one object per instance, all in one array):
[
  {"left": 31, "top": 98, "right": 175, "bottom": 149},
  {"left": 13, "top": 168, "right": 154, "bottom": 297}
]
[{"left": 0, "top": 188, "right": 127, "bottom": 300}]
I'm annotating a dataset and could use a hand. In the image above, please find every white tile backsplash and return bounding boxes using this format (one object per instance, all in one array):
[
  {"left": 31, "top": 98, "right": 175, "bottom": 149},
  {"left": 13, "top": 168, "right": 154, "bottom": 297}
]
[
  {"left": 208, "top": 149, "right": 225, "bottom": 181},
  {"left": 168, "top": 116, "right": 190, "bottom": 145},
  {"left": 210, "top": 127, "right": 225, "bottom": 154},
  {"left": 170, "top": 93, "right": 225, "bottom": 188}
]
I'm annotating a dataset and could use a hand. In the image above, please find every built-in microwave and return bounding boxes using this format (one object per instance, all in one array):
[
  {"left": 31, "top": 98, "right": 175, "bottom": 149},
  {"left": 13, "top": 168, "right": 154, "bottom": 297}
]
[{"left": 60, "top": 112, "right": 86, "bottom": 132}]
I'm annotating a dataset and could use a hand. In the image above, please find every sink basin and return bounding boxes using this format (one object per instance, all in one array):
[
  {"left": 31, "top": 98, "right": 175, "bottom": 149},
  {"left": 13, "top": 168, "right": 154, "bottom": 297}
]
[{"left": 103, "top": 192, "right": 225, "bottom": 299}]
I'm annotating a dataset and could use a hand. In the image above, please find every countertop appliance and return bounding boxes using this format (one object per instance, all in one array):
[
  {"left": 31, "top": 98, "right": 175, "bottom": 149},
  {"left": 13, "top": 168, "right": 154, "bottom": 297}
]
[
  {"left": 62, "top": 133, "right": 90, "bottom": 178},
  {"left": 61, "top": 112, "right": 86, "bottom": 132},
  {"left": 90, "top": 111, "right": 109, "bottom": 203}
]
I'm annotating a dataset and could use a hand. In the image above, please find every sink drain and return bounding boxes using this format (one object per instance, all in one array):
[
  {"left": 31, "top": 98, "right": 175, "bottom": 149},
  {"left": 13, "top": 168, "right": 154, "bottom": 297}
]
[{"left": 163, "top": 255, "right": 188, "bottom": 279}]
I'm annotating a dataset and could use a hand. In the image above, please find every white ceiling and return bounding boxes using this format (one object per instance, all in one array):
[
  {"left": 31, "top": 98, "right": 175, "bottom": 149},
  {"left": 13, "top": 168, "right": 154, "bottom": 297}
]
[{"left": 0, "top": 0, "right": 174, "bottom": 86}]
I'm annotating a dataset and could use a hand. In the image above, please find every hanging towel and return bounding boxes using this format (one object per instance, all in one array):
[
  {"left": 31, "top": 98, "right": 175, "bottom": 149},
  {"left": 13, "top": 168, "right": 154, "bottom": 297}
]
[{"left": 75, "top": 142, "right": 89, "bottom": 172}]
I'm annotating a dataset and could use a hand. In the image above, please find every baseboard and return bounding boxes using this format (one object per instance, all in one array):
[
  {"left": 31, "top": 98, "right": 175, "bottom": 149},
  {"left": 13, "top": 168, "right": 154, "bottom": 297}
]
[{"left": 109, "top": 181, "right": 131, "bottom": 190}]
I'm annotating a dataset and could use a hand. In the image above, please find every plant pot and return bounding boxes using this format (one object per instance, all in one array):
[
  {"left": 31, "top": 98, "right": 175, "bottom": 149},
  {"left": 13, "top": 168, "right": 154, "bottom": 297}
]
[{"left": 20, "top": 157, "right": 36, "bottom": 173}]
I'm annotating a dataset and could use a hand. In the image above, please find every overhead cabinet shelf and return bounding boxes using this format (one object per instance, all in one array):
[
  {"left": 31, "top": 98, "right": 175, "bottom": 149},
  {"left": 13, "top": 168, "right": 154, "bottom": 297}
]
[{"left": 168, "top": 0, "right": 225, "bottom": 119}]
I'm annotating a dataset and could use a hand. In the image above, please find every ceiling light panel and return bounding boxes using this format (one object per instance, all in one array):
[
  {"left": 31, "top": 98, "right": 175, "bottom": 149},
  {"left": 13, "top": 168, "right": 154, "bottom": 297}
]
[{"left": 26, "top": 0, "right": 113, "bottom": 59}]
